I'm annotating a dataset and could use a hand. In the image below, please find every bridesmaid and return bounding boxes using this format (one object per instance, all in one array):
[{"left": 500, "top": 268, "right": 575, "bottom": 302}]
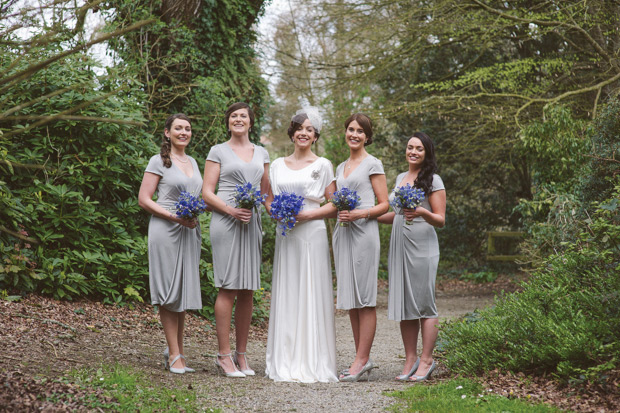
[
  {"left": 378, "top": 132, "right": 446, "bottom": 382},
  {"left": 333, "top": 114, "right": 389, "bottom": 382},
  {"left": 202, "top": 102, "right": 270, "bottom": 378},
  {"left": 138, "top": 113, "right": 203, "bottom": 374}
]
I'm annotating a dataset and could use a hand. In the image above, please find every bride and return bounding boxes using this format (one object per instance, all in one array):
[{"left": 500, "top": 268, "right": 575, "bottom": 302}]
[{"left": 265, "top": 107, "right": 338, "bottom": 383}]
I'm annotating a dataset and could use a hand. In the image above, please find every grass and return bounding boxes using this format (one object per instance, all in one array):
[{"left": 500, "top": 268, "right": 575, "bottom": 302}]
[
  {"left": 388, "top": 378, "right": 562, "bottom": 412},
  {"left": 64, "top": 363, "right": 219, "bottom": 412}
]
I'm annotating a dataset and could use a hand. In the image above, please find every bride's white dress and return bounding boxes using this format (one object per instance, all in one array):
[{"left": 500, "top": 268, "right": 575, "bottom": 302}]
[{"left": 265, "top": 157, "right": 338, "bottom": 383}]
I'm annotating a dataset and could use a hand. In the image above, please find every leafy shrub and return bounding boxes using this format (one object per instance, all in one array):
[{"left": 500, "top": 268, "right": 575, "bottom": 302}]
[{"left": 441, "top": 181, "right": 620, "bottom": 381}]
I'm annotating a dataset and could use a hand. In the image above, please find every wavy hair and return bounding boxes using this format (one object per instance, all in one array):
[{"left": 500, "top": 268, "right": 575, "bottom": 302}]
[
  {"left": 161, "top": 113, "right": 191, "bottom": 168},
  {"left": 410, "top": 131, "right": 437, "bottom": 196}
]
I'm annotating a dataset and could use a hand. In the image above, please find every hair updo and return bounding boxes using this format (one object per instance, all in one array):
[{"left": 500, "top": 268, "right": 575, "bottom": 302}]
[{"left": 287, "top": 113, "right": 321, "bottom": 143}]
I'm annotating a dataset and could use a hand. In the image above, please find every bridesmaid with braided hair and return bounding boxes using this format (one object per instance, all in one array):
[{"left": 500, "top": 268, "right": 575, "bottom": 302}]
[{"left": 138, "top": 113, "right": 203, "bottom": 374}]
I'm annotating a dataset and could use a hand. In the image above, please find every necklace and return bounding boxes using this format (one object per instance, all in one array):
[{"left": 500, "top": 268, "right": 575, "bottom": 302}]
[{"left": 172, "top": 154, "right": 189, "bottom": 163}]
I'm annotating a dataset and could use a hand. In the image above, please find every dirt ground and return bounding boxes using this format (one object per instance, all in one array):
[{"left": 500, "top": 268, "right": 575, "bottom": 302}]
[{"left": 1, "top": 275, "right": 618, "bottom": 412}]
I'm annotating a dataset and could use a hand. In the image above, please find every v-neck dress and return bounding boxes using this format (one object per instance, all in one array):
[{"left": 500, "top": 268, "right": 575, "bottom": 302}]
[
  {"left": 206, "top": 143, "right": 270, "bottom": 290},
  {"left": 145, "top": 154, "right": 203, "bottom": 312},
  {"left": 265, "top": 157, "right": 338, "bottom": 383},
  {"left": 387, "top": 173, "right": 445, "bottom": 321},
  {"left": 332, "top": 155, "right": 384, "bottom": 309}
]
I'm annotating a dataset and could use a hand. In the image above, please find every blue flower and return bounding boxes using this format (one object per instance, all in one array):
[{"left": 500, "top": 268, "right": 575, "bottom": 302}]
[
  {"left": 270, "top": 192, "right": 305, "bottom": 236},
  {"left": 390, "top": 184, "right": 425, "bottom": 211},
  {"left": 174, "top": 191, "right": 208, "bottom": 220},
  {"left": 330, "top": 187, "right": 361, "bottom": 211},
  {"left": 233, "top": 182, "right": 266, "bottom": 210}
]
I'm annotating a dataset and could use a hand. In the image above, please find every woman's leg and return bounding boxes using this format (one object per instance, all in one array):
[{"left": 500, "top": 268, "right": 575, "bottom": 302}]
[
  {"left": 214, "top": 288, "right": 238, "bottom": 372},
  {"left": 398, "top": 319, "right": 420, "bottom": 377},
  {"left": 160, "top": 307, "right": 185, "bottom": 368},
  {"left": 349, "top": 309, "right": 360, "bottom": 352},
  {"left": 233, "top": 289, "right": 254, "bottom": 371},
  {"left": 346, "top": 307, "right": 377, "bottom": 375},
  {"left": 414, "top": 317, "right": 439, "bottom": 376}
]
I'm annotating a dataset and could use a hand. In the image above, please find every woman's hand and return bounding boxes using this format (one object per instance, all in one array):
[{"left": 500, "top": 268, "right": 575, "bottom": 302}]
[
  {"left": 227, "top": 206, "right": 253, "bottom": 223},
  {"left": 175, "top": 217, "right": 199, "bottom": 228},
  {"left": 338, "top": 209, "right": 367, "bottom": 222},
  {"left": 295, "top": 210, "right": 312, "bottom": 223},
  {"left": 403, "top": 207, "right": 427, "bottom": 222}
]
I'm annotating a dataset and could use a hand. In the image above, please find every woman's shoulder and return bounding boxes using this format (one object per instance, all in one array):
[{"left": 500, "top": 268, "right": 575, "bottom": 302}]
[
  {"left": 254, "top": 144, "right": 270, "bottom": 162},
  {"left": 317, "top": 156, "right": 334, "bottom": 167},
  {"left": 147, "top": 154, "right": 164, "bottom": 167},
  {"left": 365, "top": 154, "right": 384, "bottom": 171},
  {"left": 145, "top": 154, "right": 165, "bottom": 175},
  {"left": 431, "top": 173, "right": 445, "bottom": 191}
]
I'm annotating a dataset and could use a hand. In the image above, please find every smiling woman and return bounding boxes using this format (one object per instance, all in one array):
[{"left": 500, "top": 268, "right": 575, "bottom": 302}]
[
  {"left": 138, "top": 113, "right": 203, "bottom": 375},
  {"left": 202, "top": 102, "right": 270, "bottom": 378},
  {"left": 265, "top": 107, "right": 338, "bottom": 383}
]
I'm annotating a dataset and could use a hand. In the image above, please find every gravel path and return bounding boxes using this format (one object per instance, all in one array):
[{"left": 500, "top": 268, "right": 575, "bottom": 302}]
[{"left": 192, "top": 287, "right": 495, "bottom": 412}]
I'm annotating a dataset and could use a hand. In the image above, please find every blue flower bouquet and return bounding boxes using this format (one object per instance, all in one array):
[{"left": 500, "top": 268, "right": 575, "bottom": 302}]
[
  {"left": 270, "top": 192, "right": 305, "bottom": 236},
  {"left": 174, "top": 191, "right": 208, "bottom": 220},
  {"left": 390, "top": 183, "right": 425, "bottom": 225},
  {"left": 330, "top": 187, "right": 361, "bottom": 227},
  {"left": 233, "top": 182, "right": 266, "bottom": 224}
]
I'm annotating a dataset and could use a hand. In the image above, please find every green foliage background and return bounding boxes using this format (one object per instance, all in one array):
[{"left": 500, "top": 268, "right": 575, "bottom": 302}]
[
  {"left": 439, "top": 99, "right": 620, "bottom": 381},
  {"left": 0, "top": 1, "right": 270, "bottom": 315}
]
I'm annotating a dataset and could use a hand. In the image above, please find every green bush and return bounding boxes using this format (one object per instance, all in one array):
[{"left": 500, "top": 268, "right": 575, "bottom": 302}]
[{"left": 440, "top": 181, "right": 620, "bottom": 381}]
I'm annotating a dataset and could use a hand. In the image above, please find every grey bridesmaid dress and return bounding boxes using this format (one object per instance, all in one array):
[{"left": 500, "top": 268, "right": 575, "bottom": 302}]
[
  {"left": 387, "top": 173, "right": 445, "bottom": 321},
  {"left": 146, "top": 155, "right": 203, "bottom": 312},
  {"left": 206, "top": 143, "right": 270, "bottom": 290},
  {"left": 332, "top": 155, "right": 384, "bottom": 309}
]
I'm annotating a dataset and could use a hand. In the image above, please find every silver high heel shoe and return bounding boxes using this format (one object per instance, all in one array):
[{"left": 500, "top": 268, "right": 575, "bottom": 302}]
[
  {"left": 215, "top": 353, "right": 246, "bottom": 378},
  {"left": 164, "top": 347, "right": 195, "bottom": 373},
  {"left": 410, "top": 360, "right": 436, "bottom": 382},
  {"left": 339, "top": 360, "right": 378, "bottom": 382},
  {"left": 233, "top": 351, "right": 255, "bottom": 376},
  {"left": 395, "top": 357, "right": 420, "bottom": 381},
  {"left": 164, "top": 353, "right": 185, "bottom": 374}
]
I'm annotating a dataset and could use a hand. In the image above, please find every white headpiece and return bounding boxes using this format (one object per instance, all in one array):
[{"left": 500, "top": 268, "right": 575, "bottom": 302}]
[{"left": 292, "top": 106, "right": 323, "bottom": 133}]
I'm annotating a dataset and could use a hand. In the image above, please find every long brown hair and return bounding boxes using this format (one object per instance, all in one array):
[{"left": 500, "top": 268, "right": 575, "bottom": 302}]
[{"left": 161, "top": 113, "right": 191, "bottom": 168}]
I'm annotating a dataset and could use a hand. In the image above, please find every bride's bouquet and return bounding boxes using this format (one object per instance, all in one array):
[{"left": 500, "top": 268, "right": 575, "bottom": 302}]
[
  {"left": 330, "top": 187, "right": 361, "bottom": 227},
  {"left": 390, "top": 183, "right": 425, "bottom": 225},
  {"left": 270, "top": 192, "right": 305, "bottom": 236},
  {"left": 174, "top": 191, "right": 208, "bottom": 220}
]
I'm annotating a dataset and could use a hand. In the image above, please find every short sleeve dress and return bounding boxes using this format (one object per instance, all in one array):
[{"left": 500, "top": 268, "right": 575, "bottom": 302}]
[
  {"left": 387, "top": 173, "right": 445, "bottom": 321},
  {"left": 332, "top": 155, "right": 384, "bottom": 309},
  {"left": 265, "top": 157, "right": 338, "bottom": 383},
  {"left": 206, "top": 143, "right": 270, "bottom": 290},
  {"left": 146, "top": 154, "right": 203, "bottom": 312}
]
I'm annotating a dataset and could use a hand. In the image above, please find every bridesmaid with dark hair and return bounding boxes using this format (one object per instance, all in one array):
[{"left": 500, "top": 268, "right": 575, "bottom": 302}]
[
  {"left": 138, "top": 113, "right": 203, "bottom": 374},
  {"left": 333, "top": 113, "right": 389, "bottom": 382},
  {"left": 378, "top": 132, "right": 446, "bottom": 382},
  {"left": 203, "top": 102, "right": 270, "bottom": 378}
]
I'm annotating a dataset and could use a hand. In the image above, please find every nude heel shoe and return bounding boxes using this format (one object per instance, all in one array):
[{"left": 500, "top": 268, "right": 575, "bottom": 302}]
[
  {"left": 233, "top": 351, "right": 255, "bottom": 376},
  {"left": 215, "top": 353, "right": 246, "bottom": 378}
]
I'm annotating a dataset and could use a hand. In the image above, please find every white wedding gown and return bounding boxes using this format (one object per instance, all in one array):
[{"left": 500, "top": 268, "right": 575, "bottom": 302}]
[{"left": 265, "top": 157, "right": 338, "bottom": 383}]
